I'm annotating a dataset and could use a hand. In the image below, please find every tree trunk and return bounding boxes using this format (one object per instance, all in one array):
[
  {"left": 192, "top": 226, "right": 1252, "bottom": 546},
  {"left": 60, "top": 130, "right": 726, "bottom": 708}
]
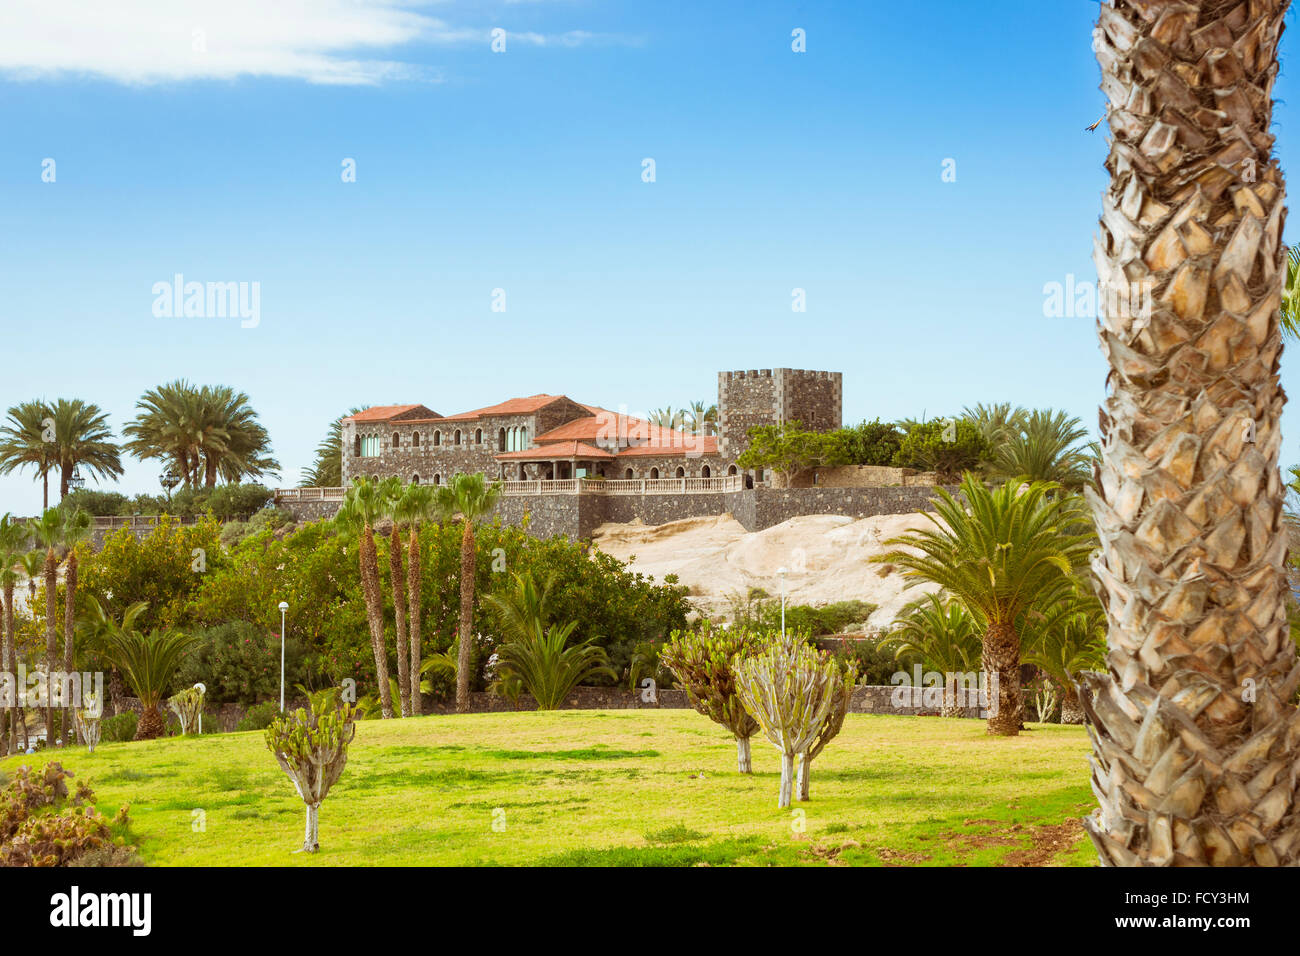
[
  {"left": 3, "top": 583, "right": 13, "bottom": 756},
  {"left": 736, "top": 735, "right": 752, "bottom": 774},
  {"left": 982, "top": 622, "right": 1021, "bottom": 736},
  {"left": 107, "top": 666, "right": 125, "bottom": 718},
  {"left": 42, "top": 472, "right": 48, "bottom": 512},
  {"left": 455, "top": 521, "right": 475, "bottom": 713},
  {"left": 43, "top": 548, "right": 57, "bottom": 745},
  {"left": 389, "top": 526, "right": 410, "bottom": 717},
  {"left": 59, "top": 463, "right": 71, "bottom": 499},
  {"left": 63, "top": 551, "right": 77, "bottom": 736},
  {"left": 135, "top": 704, "right": 165, "bottom": 740},
  {"left": 796, "top": 752, "right": 811, "bottom": 801},
  {"left": 1060, "top": 685, "right": 1085, "bottom": 725},
  {"left": 302, "top": 803, "right": 320, "bottom": 853},
  {"left": 407, "top": 526, "right": 422, "bottom": 717},
  {"left": 358, "top": 525, "right": 393, "bottom": 718},
  {"left": 1087, "top": 0, "right": 1298, "bottom": 867},
  {"left": 778, "top": 752, "right": 794, "bottom": 808}
]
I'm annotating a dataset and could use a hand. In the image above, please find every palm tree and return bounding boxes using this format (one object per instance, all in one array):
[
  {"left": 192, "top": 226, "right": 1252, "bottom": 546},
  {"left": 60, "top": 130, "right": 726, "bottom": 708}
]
[
  {"left": 100, "top": 625, "right": 198, "bottom": 739},
  {"left": 495, "top": 619, "right": 614, "bottom": 711},
  {"left": 962, "top": 402, "right": 1027, "bottom": 447},
  {"left": 1019, "top": 587, "right": 1105, "bottom": 725},
  {"left": 0, "top": 514, "right": 27, "bottom": 755},
  {"left": 26, "top": 509, "right": 63, "bottom": 742},
  {"left": 683, "top": 401, "right": 718, "bottom": 436},
  {"left": 379, "top": 477, "right": 410, "bottom": 717},
  {"left": 47, "top": 399, "right": 123, "bottom": 499},
  {"left": 60, "top": 509, "right": 92, "bottom": 734},
  {"left": 877, "top": 475, "right": 1093, "bottom": 735},
  {"left": 988, "top": 409, "right": 1093, "bottom": 491},
  {"left": 434, "top": 473, "right": 502, "bottom": 712},
  {"left": 1089, "top": 0, "right": 1297, "bottom": 866},
  {"left": 124, "top": 380, "right": 279, "bottom": 489},
  {"left": 76, "top": 596, "right": 148, "bottom": 720},
  {"left": 648, "top": 406, "right": 685, "bottom": 430},
  {"left": 880, "top": 593, "right": 982, "bottom": 717},
  {"left": 0, "top": 401, "right": 57, "bottom": 510},
  {"left": 394, "top": 482, "right": 443, "bottom": 716},
  {"left": 485, "top": 571, "right": 555, "bottom": 643},
  {"left": 302, "top": 408, "right": 364, "bottom": 488},
  {"left": 334, "top": 478, "right": 394, "bottom": 718},
  {"left": 1282, "top": 243, "right": 1300, "bottom": 339}
]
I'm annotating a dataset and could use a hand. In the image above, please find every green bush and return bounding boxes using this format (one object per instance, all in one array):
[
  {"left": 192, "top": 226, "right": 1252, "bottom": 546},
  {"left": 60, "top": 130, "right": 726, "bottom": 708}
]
[
  {"left": 830, "top": 419, "right": 903, "bottom": 467},
  {"left": 58, "top": 489, "right": 132, "bottom": 516},
  {"left": 99, "top": 712, "right": 138, "bottom": 743},
  {"left": 892, "top": 418, "right": 988, "bottom": 480},
  {"left": 236, "top": 701, "right": 280, "bottom": 732},
  {"left": 174, "top": 621, "right": 305, "bottom": 705}
]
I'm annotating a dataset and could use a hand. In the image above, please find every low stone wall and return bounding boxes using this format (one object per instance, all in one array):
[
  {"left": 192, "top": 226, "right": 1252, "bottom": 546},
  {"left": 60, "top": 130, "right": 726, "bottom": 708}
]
[{"left": 746, "top": 486, "right": 954, "bottom": 529}]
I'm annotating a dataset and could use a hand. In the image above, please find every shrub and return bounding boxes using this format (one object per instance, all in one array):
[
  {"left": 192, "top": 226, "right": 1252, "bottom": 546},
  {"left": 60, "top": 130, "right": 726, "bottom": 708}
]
[
  {"left": 99, "top": 712, "right": 138, "bottom": 743},
  {"left": 0, "top": 762, "right": 134, "bottom": 867},
  {"left": 58, "top": 489, "right": 132, "bottom": 517},
  {"left": 892, "top": 418, "right": 988, "bottom": 480},
  {"left": 175, "top": 621, "right": 305, "bottom": 705},
  {"left": 237, "top": 701, "right": 280, "bottom": 732}
]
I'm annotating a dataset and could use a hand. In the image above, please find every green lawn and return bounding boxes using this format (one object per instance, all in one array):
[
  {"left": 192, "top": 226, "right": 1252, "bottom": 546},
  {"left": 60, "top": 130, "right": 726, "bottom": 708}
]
[{"left": 0, "top": 711, "right": 1098, "bottom": 866}]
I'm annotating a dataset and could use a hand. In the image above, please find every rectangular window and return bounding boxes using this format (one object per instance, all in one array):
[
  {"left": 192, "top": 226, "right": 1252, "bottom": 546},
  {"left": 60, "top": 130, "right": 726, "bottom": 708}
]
[{"left": 359, "top": 436, "right": 381, "bottom": 458}]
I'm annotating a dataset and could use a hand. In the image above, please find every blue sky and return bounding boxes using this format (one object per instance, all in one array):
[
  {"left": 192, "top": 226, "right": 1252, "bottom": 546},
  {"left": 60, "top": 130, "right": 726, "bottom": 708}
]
[{"left": 0, "top": 0, "right": 1297, "bottom": 511}]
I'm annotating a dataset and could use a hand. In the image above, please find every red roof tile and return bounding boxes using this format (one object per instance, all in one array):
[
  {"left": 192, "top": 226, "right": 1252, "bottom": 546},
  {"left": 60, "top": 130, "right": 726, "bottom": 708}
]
[
  {"left": 495, "top": 441, "right": 614, "bottom": 460},
  {"left": 440, "top": 394, "right": 571, "bottom": 421},
  {"left": 616, "top": 436, "right": 718, "bottom": 457},
  {"left": 346, "top": 404, "right": 439, "bottom": 423}
]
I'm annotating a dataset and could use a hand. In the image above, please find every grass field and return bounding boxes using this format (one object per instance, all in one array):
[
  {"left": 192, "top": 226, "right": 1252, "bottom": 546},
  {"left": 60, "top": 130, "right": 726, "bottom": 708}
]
[{"left": 0, "top": 710, "right": 1098, "bottom": 866}]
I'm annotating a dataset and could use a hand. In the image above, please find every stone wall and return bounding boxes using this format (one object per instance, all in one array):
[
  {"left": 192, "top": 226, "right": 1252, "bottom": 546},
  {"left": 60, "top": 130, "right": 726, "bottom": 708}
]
[
  {"left": 794, "top": 465, "right": 944, "bottom": 489},
  {"left": 716, "top": 368, "right": 841, "bottom": 460},
  {"left": 275, "top": 484, "right": 954, "bottom": 540}
]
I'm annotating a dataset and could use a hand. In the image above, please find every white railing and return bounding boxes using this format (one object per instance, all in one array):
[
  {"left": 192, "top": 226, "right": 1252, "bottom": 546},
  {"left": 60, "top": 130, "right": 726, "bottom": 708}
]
[{"left": 279, "top": 475, "right": 743, "bottom": 501}]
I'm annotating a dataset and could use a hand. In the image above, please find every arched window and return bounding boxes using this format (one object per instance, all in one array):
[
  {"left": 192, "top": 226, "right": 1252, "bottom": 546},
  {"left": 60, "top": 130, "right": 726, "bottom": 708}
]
[
  {"left": 624, "top": 468, "right": 634, "bottom": 479},
  {"left": 745, "top": 474, "right": 754, "bottom": 489},
  {"left": 412, "top": 474, "right": 420, "bottom": 484},
  {"left": 454, "top": 429, "right": 462, "bottom": 446},
  {"left": 675, "top": 467, "right": 686, "bottom": 478},
  {"left": 392, "top": 432, "right": 401, "bottom": 448},
  {"left": 519, "top": 426, "right": 528, "bottom": 448},
  {"left": 433, "top": 474, "right": 441, "bottom": 485},
  {"left": 475, "top": 428, "right": 482, "bottom": 445},
  {"left": 518, "top": 465, "right": 527, "bottom": 480},
  {"left": 499, "top": 428, "right": 507, "bottom": 451},
  {"left": 727, "top": 464, "right": 737, "bottom": 476},
  {"left": 701, "top": 465, "right": 711, "bottom": 478},
  {"left": 413, "top": 433, "right": 420, "bottom": 447},
  {"left": 650, "top": 468, "right": 659, "bottom": 479},
  {"left": 434, "top": 431, "right": 441, "bottom": 446},
  {"left": 353, "top": 436, "right": 361, "bottom": 456}
]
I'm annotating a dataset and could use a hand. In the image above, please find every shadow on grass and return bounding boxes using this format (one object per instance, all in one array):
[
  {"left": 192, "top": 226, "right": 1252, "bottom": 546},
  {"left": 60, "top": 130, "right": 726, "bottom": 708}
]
[{"left": 537, "top": 837, "right": 763, "bottom": 867}]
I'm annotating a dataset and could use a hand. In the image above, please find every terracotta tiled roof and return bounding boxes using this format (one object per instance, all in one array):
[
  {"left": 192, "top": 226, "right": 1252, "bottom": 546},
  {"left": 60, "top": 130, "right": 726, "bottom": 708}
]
[
  {"left": 535, "top": 412, "right": 710, "bottom": 450},
  {"left": 616, "top": 436, "right": 718, "bottom": 457},
  {"left": 495, "top": 441, "right": 615, "bottom": 460},
  {"left": 440, "top": 394, "right": 571, "bottom": 421},
  {"left": 346, "top": 404, "right": 439, "bottom": 423}
]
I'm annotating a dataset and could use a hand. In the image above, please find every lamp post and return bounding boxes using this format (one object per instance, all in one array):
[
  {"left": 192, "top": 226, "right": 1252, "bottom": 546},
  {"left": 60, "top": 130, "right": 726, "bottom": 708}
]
[
  {"left": 68, "top": 467, "right": 85, "bottom": 494},
  {"left": 777, "top": 567, "right": 788, "bottom": 639},
  {"left": 278, "top": 602, "right": 289, "bottom": 712}
]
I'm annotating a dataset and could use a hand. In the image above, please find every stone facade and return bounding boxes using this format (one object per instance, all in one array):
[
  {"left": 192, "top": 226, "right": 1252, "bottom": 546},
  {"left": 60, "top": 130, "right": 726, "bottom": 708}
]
[{"left": 717, "top": 368, "right": 843, "bottom": 459}]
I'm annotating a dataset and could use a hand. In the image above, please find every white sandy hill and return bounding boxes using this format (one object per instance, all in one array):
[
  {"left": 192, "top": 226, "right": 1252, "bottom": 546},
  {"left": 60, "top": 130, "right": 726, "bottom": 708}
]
[{"left": 591, "top": 512, "right": 940, "bottom": 629}]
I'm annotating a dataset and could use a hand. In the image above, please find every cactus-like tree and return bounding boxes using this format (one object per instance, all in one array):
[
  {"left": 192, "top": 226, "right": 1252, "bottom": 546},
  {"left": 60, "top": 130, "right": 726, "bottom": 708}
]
[
  {"left": 168, "top": 684, "right": 205, "bottom": 735},
  {"left": 661, "top": 622, "right": 766, "bottom": 773},
  {"left": 76, "top": 693, "right": 103, "bottom": 753},
  {"left": 265, "top": 699, "right": 358, "bottom": 853},
  {"left": 796, "top": 655, "right": 858, "bottom": 802},
  {"left": 735, "top": 637, "right": 844, "bottom": 808}
]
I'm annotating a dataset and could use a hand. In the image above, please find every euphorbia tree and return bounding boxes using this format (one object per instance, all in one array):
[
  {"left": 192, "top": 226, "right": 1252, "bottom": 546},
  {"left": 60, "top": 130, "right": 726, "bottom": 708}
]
[
  {"left": 734, "top": 637, "right": 841, "bottom": 808},
  {"left": 661, "top": 622, "right": 765, "bottom": 773},
  {"left": 266, "top": 698, "right": 358, "bottom": 853},
  {"left": 796, "top": 655, "right": 858, "bottom": 802}
]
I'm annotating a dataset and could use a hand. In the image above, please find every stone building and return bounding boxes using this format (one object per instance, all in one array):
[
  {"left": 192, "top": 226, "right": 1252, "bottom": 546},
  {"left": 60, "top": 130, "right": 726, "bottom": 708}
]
[{"left": 339, "top": 368, "right": 842, "bottom": 488}]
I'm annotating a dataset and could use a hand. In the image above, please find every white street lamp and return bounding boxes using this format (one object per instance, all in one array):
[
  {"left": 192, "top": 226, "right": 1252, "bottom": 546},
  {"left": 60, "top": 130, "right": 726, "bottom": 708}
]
[
  {"left": 776, "top": 567, "right": 788, "bottom": 639},
  {"left": 278, "top": 602, "right": 289, "bottom": 712}
]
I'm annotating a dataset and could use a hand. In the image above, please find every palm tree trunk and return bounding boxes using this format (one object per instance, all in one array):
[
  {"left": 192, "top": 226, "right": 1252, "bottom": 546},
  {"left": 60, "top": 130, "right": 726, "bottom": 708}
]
[
  {"left": 2, "top": 584, "right": 12, "bottom": 756},
  {"left": 1087, "top": 0, "right": 1298, "bottom": 867},
  {"left": 358, "top": 525, "right": 394, "bottom": 718},
  {"left": 42, "top": 472, "right": 48, "bottom": 512},
  {"left": 43, "top": 548, "right": 57, "bottom": 745},
  {"left": 59, "top": 464, "right": 71, "bottom": 499},
  {"left": 1060, "top": 684, "right": 1085, "bottom": 725},
  {"left": 407, "top": 525, "right": 423, "bottom": 717},
  {"left": 107, "top": 667, "right": 125, "bottom": 717},
  {"left": 135, "top": 704, "right": 165, "bottom": 740},
  {"left": 389, "top": 526, "right": 410, "bottom": 717},
  {"left": 455, "top": 521, "right": 475, "bottom": 713},
  {"left": 63, "top": 551, "right": 77, "bottom": 739},
  {"left": 982, "top": 622, "right": 1021, "bottom": 737}
]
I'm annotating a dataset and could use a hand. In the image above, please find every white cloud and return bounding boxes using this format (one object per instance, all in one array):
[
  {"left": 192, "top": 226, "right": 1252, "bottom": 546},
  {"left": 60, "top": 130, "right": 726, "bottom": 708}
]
[{"left": 0, "top": 0, "right": 460, "bottom": 86}]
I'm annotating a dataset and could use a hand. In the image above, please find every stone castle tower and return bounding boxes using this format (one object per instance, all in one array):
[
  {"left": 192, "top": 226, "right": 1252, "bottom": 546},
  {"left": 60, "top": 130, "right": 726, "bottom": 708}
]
[{"left": 716, "top": 368, "right": 843, "bottom": 459}]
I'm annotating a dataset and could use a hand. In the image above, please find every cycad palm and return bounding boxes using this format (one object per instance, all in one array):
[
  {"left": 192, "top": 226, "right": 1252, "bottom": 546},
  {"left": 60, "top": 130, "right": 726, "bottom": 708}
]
[
  {"left": 100, "top": 625, "right": 198, "bottom": 739},
  {"left": 962, "top": 402, "right": 1027, "bottom": 447},
  {"left": 434, "top": 473, "right": 503, "bottom": 712},
  {"left": 877, "top": 475, "right": 1094, "bottom": 735},
  {"left": 881, "top": 593, "right": 982, "bottom": 716},
  {"left": 496, "top": 619, "right": 614, "bottom": 711},
  {"left": 334, "top": 478, "right": 394, "bottom": 718},
  {"left": 1019, "top": 588, "right": 1105, "bottom": 725},
  {"left": 989, "top": 409, "right": 1093, "bottom": 491}
]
